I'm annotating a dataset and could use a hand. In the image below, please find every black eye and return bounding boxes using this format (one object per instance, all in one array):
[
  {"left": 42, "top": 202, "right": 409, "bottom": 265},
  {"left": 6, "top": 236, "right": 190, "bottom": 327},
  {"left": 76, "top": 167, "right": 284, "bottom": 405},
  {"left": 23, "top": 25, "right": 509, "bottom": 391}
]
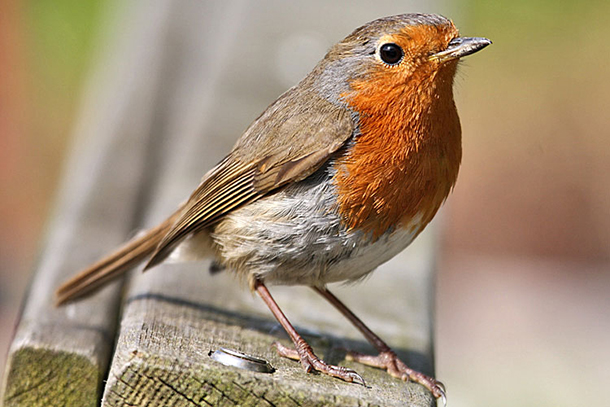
[{"left": 379, "top": 43, "right": 403, "bottom": 65}]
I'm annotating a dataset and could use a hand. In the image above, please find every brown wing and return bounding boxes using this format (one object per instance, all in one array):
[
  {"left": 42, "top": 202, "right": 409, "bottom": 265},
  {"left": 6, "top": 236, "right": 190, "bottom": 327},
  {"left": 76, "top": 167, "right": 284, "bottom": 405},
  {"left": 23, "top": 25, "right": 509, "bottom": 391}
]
[{"left": 144, "top": 89, "right": 354, "bottom": 269}]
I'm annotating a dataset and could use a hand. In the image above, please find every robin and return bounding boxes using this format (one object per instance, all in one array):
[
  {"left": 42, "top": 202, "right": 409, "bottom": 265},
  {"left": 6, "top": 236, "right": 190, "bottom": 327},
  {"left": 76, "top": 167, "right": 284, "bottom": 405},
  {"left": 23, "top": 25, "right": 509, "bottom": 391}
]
[{"left": 56, "top": 13, "right": 490, "bottom": 403}]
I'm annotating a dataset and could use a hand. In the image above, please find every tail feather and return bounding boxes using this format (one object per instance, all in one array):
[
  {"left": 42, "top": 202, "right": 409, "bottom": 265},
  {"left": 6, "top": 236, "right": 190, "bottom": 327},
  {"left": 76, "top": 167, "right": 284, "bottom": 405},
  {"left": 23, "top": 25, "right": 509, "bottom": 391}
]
[{"left": 55, "top": 214, "right": 178, "bottom": 306}]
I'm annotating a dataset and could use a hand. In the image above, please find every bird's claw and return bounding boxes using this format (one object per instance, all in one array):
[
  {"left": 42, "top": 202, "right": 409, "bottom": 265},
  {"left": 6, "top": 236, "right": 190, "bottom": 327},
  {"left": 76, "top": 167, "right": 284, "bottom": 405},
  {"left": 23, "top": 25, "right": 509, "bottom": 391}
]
[
  {"left": 347, "top": 349, "right": 447, "bottom": 404},
  {"left": 437, "top": 386, "right": 447, "bottom": 407},
  {"left": 272, "top": 341, "right": 366, "bottom": 386}
]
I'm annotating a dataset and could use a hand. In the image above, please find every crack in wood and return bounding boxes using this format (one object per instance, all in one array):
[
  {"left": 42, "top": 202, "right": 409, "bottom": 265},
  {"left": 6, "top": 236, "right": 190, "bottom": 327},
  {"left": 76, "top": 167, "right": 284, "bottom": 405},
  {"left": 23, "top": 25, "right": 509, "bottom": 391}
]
[{"left": 156, "top": 376, "right": 202, "bottom": 406}]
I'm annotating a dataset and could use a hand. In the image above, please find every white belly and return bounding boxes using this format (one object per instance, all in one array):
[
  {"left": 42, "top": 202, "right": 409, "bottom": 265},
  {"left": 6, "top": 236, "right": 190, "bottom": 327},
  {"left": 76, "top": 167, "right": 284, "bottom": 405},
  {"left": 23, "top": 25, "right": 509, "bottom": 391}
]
[{"left": 209, "top": 169, "right": 424, "bottom": 286}]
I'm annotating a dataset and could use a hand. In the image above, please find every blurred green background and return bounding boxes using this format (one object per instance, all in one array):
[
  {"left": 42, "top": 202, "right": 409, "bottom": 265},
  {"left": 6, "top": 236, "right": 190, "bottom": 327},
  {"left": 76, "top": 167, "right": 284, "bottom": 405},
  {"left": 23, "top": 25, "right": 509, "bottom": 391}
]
[{"left": 1, "top": 1, "right": 609, "bottom": 406}]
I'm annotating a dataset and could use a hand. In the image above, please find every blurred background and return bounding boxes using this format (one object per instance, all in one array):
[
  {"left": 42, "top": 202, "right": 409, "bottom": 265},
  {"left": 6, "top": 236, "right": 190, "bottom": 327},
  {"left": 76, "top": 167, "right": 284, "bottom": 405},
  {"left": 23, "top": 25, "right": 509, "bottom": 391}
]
[{"left": 1, "top": 1, "right": 608, "bottom": 406}]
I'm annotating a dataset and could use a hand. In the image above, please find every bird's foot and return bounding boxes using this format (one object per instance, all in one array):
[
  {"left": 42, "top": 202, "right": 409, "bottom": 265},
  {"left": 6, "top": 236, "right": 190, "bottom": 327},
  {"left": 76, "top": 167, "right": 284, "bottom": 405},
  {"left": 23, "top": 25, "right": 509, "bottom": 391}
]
[
  {"left": 346, "top": 349, "right": 446, "bottom": 405},
  {"left": 273, "top": 341, "right": 366, "bottom": 386}
]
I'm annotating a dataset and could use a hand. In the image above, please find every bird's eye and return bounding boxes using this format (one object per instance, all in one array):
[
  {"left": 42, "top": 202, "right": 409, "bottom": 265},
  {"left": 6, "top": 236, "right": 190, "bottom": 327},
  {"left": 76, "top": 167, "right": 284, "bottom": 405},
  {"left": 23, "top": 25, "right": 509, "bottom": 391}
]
[{"left": 379, "top": 43, "right": 404, "bottom": 65}]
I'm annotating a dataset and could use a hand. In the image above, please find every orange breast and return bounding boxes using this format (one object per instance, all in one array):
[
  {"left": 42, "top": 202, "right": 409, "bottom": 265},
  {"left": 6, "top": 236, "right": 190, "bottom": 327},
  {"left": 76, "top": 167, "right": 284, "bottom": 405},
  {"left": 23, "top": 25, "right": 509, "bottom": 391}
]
[{"left": 334, "top": 63, "right": 462, "bottom": 239}]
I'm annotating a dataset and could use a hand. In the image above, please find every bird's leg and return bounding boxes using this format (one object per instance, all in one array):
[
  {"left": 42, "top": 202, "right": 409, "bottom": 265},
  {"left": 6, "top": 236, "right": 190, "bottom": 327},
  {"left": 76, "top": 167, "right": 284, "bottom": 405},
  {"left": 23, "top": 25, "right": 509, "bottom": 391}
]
[
  {"left": 253, "top": 278, "right": 365, "bottom": 385},
  {"left": 312, "top": 286, "right": 446, "bottom": 402}
]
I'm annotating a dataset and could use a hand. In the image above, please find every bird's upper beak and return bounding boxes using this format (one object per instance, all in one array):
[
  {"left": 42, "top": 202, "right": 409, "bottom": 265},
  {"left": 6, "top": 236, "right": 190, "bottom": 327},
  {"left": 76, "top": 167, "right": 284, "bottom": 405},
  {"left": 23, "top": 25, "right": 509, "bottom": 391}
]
[{"left": 430, "top": 37, "right": 492, "bottom": 62}]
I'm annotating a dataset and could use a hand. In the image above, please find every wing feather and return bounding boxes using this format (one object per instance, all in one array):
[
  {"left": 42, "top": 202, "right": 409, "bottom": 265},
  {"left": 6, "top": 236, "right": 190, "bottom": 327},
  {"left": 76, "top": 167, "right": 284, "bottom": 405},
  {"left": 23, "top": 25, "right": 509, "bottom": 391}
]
[{"left": 145, "top": 89, "right": 355, "bottom": 269}]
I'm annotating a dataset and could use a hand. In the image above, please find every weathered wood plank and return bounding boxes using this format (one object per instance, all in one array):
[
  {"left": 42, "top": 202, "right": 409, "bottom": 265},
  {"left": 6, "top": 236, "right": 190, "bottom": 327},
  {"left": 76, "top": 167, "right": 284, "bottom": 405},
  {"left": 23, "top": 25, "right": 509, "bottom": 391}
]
[
  {"left": 0, "top": 2, "right": 179, "bottom": 406},
  {"left": 103, "top": 234, "right": 437, "bottom": 406},
  {"left": 100, "top": 1, "right": 438, "bottom": 406}
]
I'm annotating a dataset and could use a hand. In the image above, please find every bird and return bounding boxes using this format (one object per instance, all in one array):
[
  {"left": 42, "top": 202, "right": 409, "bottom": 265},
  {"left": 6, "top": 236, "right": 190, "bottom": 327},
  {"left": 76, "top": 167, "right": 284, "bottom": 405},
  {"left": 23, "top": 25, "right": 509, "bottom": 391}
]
[{"left": 56, "top": 13, "right": 490, "bottom": 403}]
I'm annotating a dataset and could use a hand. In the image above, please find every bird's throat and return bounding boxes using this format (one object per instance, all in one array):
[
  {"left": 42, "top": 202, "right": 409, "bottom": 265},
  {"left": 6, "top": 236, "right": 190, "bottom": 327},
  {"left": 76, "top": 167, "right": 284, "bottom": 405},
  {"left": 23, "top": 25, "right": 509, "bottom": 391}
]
[{"left": 334, "top": 67, "right": 462, "bottom": 239}]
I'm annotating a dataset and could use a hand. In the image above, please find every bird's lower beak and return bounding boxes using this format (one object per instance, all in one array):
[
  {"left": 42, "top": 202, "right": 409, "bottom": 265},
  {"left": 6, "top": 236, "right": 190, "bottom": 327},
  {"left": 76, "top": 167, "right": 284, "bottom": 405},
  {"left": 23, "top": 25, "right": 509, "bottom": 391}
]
[{"left": 430, "top": 37, "right": 492, "bottom": 62}]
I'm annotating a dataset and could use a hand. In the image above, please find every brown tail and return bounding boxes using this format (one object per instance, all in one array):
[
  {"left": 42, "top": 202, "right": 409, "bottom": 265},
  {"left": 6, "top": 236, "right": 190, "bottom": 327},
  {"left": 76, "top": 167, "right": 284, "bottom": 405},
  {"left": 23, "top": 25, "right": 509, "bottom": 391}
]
[{"left": 55, "top": 212, "right": 179, "bottom": 306}]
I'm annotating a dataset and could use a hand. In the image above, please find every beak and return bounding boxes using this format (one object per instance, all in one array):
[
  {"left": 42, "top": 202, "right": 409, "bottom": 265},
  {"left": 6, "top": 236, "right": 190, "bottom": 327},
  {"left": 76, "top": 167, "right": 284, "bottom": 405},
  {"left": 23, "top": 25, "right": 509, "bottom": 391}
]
[{"left": 430, "top": 37, "right": 492, "bottom": 62}]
